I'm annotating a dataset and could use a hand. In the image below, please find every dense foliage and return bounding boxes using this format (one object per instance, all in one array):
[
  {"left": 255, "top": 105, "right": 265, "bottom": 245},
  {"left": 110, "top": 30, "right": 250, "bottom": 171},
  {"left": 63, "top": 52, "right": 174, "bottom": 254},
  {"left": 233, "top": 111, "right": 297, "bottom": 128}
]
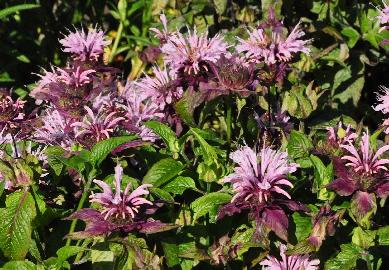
[{"left": 1, "top": 0, "right": 389, "bottom": 269}]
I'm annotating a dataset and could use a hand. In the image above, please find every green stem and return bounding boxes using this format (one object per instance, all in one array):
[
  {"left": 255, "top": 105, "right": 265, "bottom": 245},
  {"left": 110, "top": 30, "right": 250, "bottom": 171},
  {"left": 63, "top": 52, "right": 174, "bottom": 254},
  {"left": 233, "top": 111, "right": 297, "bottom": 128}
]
[
  {"left": 65, "top": 174, "right": 95, "bottom": 247},
  {"left": 108, "top": 22, "right": 124, "bottom": 63}
]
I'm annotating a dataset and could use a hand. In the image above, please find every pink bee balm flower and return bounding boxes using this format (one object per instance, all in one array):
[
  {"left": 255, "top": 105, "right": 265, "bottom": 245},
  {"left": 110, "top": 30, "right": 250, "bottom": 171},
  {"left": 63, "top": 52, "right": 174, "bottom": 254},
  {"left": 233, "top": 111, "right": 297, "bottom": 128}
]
[
  {"left": 0, "top": 95, "right": 25, "bottom": 127},
  {"left": 260, "top": 244, "right": 320, "bottom": 270},
  {"left": 150, "top": 13, "right": 170, "bottom": 43},
  {"left": 341, "top": 132, "right": 389, "bottom": 175},
  {"left": 90, "top": 164, "right": 153, "bottom": 220},
  {"left": 161, "top": 28, "right": 228, "bottom": 75},
  {"left": 377, "top": 1, "right": 389, "bottom": 32},
  {"left": 224, "top": 146, "right": 298, "bottom": 203},
  {"left": 236, "top": 22, "right": 310, "bottom": 65},
  {"left": 71, "top": 106, "right": 124, "bottom": 145},
  {"left": 135, "top": 66, "right": 182, "bottom": 109},
  {"left": 374, "top": 86, "right": 389, "bottom": 114},
  {"left": 122, "top": 83, "right": 164, "bottom": 141},
  {"left": 57, "top": 66, "right": 95, "bottom": 87},
  {"left": 34, "top": 109, "right": 75, "bottom": 150},
  {"left": 59, "top": 27, "right": 110, "bottom": 62}
]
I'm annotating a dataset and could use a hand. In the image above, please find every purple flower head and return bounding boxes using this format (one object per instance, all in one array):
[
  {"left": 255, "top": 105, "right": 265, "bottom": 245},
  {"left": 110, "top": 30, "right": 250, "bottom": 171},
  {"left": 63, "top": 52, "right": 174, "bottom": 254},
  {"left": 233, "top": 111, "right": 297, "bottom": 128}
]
[
  {"left": 327, "top": 132, "right": 389, "bottom": 215},
  {"left": 219, "top": 145, "right": 303, "bottom": 241},
  {"left": 377, "top": 1, "right": 389, "bottom": 32},
  {"left": 135, "top": 66, "right": 182, "bottom": 109},
  {"left": 59, "top": 27, "right": 110, "bottom": 62},
  {"left": 327, "top": 122, "right": 357, "bottom": 147},
  {"left": 224, "top": 146, "right": 298, "bottom": 203},
  {"left": 204, "top": 54, "right": 254, "bottom": 96},
  {"left": 237, "top": 18, "right": 310, "bottom": 65},
  {"left": 122, "top": 83, "right": 164, "bottom": 142},
  {"left": 71, "top": 106, "right": 124, "bottom": 147},
  {"left": 260, "top": 244, "right": 320, "bottom": 270},
  {"left": 57, "top": 66, "right": 95, "bottom": 88},
  {"left": 90, "top": 164, "right": 153, "bottom": 220},
  {"left": 161, "top": 28, "right": 229, "bottom": 75},
  {"left": 150, "top": 13, "right": 170, "bottom": 43},
  {"left": 0, "top": 95, "right": 25, "bottom": 128},
  {"left": 341, "top": 132, "right": 389, "bottom": 175},
  {"left": 373, "top": 86, "right": 389, "bottom": 114},
  {"left": 33, "top": 109, "right": 76, "bottom": 150}
]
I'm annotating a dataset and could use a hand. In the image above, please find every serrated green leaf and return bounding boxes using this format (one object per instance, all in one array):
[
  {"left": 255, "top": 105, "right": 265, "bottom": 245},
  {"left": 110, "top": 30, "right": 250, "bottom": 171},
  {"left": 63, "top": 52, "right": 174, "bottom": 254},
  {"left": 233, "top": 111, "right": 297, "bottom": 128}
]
[
  {"left": 162, "top": 176, "right": 198, "bottom": 195},
  {"left": 191, "top": 192, "right": 231, "bottom": 222},
  {"left": 90, "top": 136, "right": 136, "bottom": 167},
  {"left": 377, "top": 226, "right": 389, "bottom": 245},
  {"left": 1, "top": 260, "right": 38, "bottom": 270},
  {"left": 341, "top": 27, "right": 360, "bottom": 48},
  {"left": 144, "top": 121, "right": 178, "bottom": 154},
  {"left": 143, "top": 158, "right": 184, "bottom": 187},
  {"left": 352, "top": 227, "right": 376, "bottom": 249},
  {"left": 324, "top": 243, "right": 363, "bottom": 270},
  {"left": 56, "top": 246, "right": 85, "bottom": 262},
  {"left": 287, "top": 130, "right": 313, "bottom": 159},
  {"left": 0, "top": 190, "right": 36, "bottom": 260},
  {"left": 292, "top": 212, "right": 312, "bottom": 242},
  {"left": 190, "top": 128, "right": 218, "bottom": 165},
  {"left": 150, "top": 187, "right": 174, "bottom": 202}
]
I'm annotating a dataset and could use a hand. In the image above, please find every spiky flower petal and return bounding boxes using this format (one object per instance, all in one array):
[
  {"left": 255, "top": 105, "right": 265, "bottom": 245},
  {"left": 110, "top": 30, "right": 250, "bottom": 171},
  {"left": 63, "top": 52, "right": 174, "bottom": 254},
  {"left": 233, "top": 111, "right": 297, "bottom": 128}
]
[
  {"left": 260, "top": 244, "right": 320, "bottom": 270},
  {"left": 224, "top": 146, "right": 298, "bottom": 204},
  {"left": 341, "top": 132, "right": 389, "bottom": 175},
  {"left": 237, "top": 22, "right": 310, "bottom": 65},
  {"left": 59, "top": 28, "right": 110, "bottom": 61},
  {"left": 161, "top": 28, "right": 228, "bottom": 75},
  {"left": 90, "top": 164, "right": 153, "bottom": 220},
  {"left": 71, "top": 106, "right": 124, "bottom": 145}
]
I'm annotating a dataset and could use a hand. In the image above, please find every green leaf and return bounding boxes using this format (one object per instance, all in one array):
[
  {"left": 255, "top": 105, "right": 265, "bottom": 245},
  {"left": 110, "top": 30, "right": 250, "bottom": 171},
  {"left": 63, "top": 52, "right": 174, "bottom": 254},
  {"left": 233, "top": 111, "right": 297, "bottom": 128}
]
[
  {"left": 90, "top": 136, "right": 137, "bottom": 167},
  {"left": 144, "top": 121, "right": 178, "bottom": 154},
  {"left": 0, "top": 190, "right": 36, "bottom": 260},
  {"left": 310, "top": 155, "right": 334, "bottom": 200},
  {"left": 1, "top": 260, "right": 38, "bottom": 270},
  {"left": 45, "top": 146, "right": 65, "bottom": 176},
  {"left": 174, "top": 91, "right": 204, "bottom": 126},
  {"left": 56, "top": 245, "right": 85, "bottom": 262},
  {"left": 324, "top": 243, "right": 363, "bottom": 270},
  {"left": 341, "top": 27, "right": 360, "bottom": 48},
  {"left": 377, "top": 226, "right": 389, "bottom": 245},
  {"left": 162, "top": 242, "right": 180, "bottom": 267},
  {"left": 287, "top": 130, "right": 313, "bottom": 159},
  {"left": 162, "top": 176, "right": 198, "bottom": 195},
  {"left": 333, "top": 76, "right": 364, "bottom": 106},
  {"left": 143, "top": 158, "right": 184, "bottom": 187},
  {"left": 0, "top": 4, "right": 39, "bottom": 20},
  {"left": 352, "top": 227, "right": 376, "bottom": 249},
  {"left": 292, "top": 212, "right": 312, "bottom": 242},
  {"left": 213, "top": 0, "right": 227, "bottom": 15},
  {"left": 191, "top": 192, "right": 231, "bottom": 222},
  {"left": 150, "top": 187, "right": 174, "bottom": 202},
  {"left": 190, "top": 128, "right": 218, "bottom": 165}
]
